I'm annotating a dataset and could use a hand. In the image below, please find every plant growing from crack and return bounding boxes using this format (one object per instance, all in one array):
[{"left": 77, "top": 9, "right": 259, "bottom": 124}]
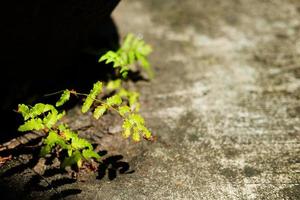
[
  {"left": 99, "top": 33, "right": 154, "bottom": 79},
  {"left": 16, "top": 33, "right": 154, "bottom": 171}
]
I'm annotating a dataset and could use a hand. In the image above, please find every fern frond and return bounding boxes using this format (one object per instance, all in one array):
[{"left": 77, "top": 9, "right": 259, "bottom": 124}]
[
  {"left": 132, "top": 127, "right": 141, "bottom": 142},
  {"left": 18, "top": 102, "right": 65, "bottom": 131},
  {"left": 106, "top": 79, "right": 122, "bottom": 91},
  {"left": 122, "top": 119, "right": 131, "bottom": 138},
  {"left": 128, "top": 113, "right": 145, "bottom": 125},
  {"left": 128, "top": 92, "right": 140, "bottom": 111},
  {"left": 59, "top": 126, "right": 77, "bottom": 141},
  {"left": 18, "top": 104, "right": 30, "bottom": 119},
  {"left": 118, "top": 105, "right": 131, "bottom": 116},
  {"left": 40, "top": 130, "right": 68, "bottom": 156},
  {"left": 43, "top": 110, "right": 65, "bottom": 129},
  {"left": 18, "top": 103, "right": 55, "bottom": 119},
  {"left": 61, "top": 150, "right": 83, "bottom": 168},
  {"left": 99, "top": 33, "right": 153, "bottom": 79},
  {"left": 56, "top": 89, "right": 71, "bottom": 107},
  {"left": 139, "top": 125, "right": 152, "bottom": 139},
  {"left": 93, "top": 105, "right": 107, "bottom": 119},
  {"left": 18, "top": 118, "right": 45, "bottom": 132},
  {"left": 82, "top": 81, "right": 103, "bottom": 113},
  {"left": 71, "top": 137, "right": 93, "bottom": 150},
  {"left": 106, "top": 94, "right": 122, "bottom": 107},
  {"left": 43, "top": 110, "right": 58, "bottom": 128},
  {"left": 31, "top": 104, "right": 53, "bottom": 118},
  {"left": 120, "top": 66, "right": 129, "bottom": 78},
  {"left": 82, "top": 149, "right": 101, "bottom": 161},
  {"left": 122, "top": 33, "right": 135, "bottom": 50},
  {"left": 120, "top": 113, "right": 152, "bottom": 141},
  {"left": 118, "top": 88, "right": 129, "bottom": 97}
]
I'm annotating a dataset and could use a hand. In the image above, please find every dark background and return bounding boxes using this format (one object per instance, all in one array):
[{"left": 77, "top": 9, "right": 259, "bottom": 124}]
[{"left": 0, "top": 0, "right": 120, "bottom": 143}]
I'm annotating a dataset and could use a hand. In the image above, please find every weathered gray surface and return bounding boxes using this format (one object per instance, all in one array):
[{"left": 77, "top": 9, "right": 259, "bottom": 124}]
[
  {"left": 1, "top": 0, "right": 300, "bottom": 199},
  {"left": 101, "top": 1, "right": 300, "bottom": 199}
]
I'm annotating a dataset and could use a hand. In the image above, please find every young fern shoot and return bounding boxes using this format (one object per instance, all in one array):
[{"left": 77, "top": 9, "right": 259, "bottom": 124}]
[{"left": 99, "top": 33, "right": 154, "bottom": 79}]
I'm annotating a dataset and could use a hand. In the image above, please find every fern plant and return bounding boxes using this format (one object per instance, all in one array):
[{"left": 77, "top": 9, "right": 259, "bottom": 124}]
[
  {"left": 16, "top": 32, "right": 154, "bottom": 174},
  {"left": 17, "top": 80, "right": 152, "bottom": 170},
  {"left": 99, "top": 33, "right": 154, "bottom": 79}
]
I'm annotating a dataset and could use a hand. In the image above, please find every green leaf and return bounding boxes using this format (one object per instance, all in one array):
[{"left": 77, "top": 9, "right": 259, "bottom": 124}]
[
  {"left": 98, "top": 51, "right": 118, "bottom": 62},
  {"left": 45, "top": 130, "right": 68, "bottom": 149},
  {"left": 60, "top": 127, "right": 77, "bottom": 141},
  {"left": 128, "top": 113, "right": 145, "bottom": 126},
  {"left": 18, "top": 118, "right": 44, "bottom": 132},
  {"left": 42, "top": 110, "right": 65, "bottom": 129},
  {"left": 43, "top": 110, "right": 57, "bottom": 129},
  {"left": 81, "top": 96, "right": 94, "bottom": 113},
  {"left": 56, "top": 89, "right": 71, "bottom": 107},
  {"left": 122, "top": 119, "right": 131, "bottom": 138},
  {"left": 120, "top": 67, "right": 129, "bottom": 78},
  {"left": 91, "top": 81, "right": 103, "bottom": 95},
  {"left": 57, "top": 110, "right": 66, "bottom": 121},
  {"left": 106, "top": 94, "right": 122, "bottom": 107},
  {"left": 122, "top": 33, "right": 134, "bottom": 50},
  {"left": 82, "top": 149, "right": 101, "bottom": 161},
  {"left": 132, "top": 127, "right": 140, "bottom": 142},
  {"left": 29, "top": 103, "right": 55, "bottom": 119},
  {"left": 18, "top": 104, "right": 30, "bottom": 120},
  {"left": 139, "top": 125, "right": 152, "bottom": 139},
  {"left": 40, "top": 130, "right": 68, "bottom": 156},
  {"left": 58, "top": 124, "right": 68, "bottom": 131},
  {"left": 128, "top": 50, "right": 135, "bottom": 64},
  {"left": 93, "top": 105, "right": 107, "bottom": 119},
  {"left": 106, "top": 79, "right": 122, "bottom": 91},
  {"left": 68, "top": 149, "right": 73, "bottom": 157},
  {"left": 128, "top": 92, "right": 139, "bottom": 108},
  {"left": 118, "top": 88, "right": 129, "bottom": 97},
  {"left": 71, "top": 137, "right": 93, "bottom": 150},
  {"left": 40, "top": 145, "right": 52, "bottom": 157},
  {"left": 136, "top": 53, "right": 154, "bottom": 79},
  {"left": 17, "top": 103, "right": 64, "bottom": 131},
  {"left": 61, "top": 150, "right": 83, "bottom": 168},
  {"left": 98, "top": 33, "right": 153, "bottom": 80},
  {"left": 134, "top": 102, "right": 141, "bottom": 112},
  {"left": 139, "top": 44, "right": 152, "bottom": 55},
  {"left": 120, "top": 51, "right": 128, "bottom": 66},
  {"left": 131, "top": 36, "right": 141, "bottom": 50},
  {"left": 113, "top": 61, "right": 121, "bottom": 68},
  {"left": 82, "top": 81, "right": 103, "bottom": 113},
  {"left": 118, "top": 105, "right": 131, "bottom": 116}
]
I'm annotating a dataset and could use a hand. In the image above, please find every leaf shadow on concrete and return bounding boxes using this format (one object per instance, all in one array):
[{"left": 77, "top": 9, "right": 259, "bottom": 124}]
[
  {"left": 0, "top": 139, "right": 134, "bottom": 199},
  {"left": 97, "top": 152, "right": 134, "bottom": 181},
  {"left": 0, "top": 137, "right": 80, "bottom": 199}
]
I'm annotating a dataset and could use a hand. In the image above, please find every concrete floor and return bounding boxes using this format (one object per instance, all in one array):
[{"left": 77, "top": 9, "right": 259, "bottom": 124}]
[{"left": 1, "top": 0, "right": 300, "bottom": 199}]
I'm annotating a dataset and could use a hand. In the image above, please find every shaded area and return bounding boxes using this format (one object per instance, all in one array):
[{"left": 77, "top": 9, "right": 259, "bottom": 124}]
[
  {"left": 50, "top": 189, "right": 82, "bottom": 200},
  {"left": 0, "top": 141, "right": 134, "bottom": 199},
  {"left": 0, "top": 146, "right": 79, "bottom": 200},
  {"left": 97, "top": 154, "right": 134, "bottom": 180},
  {"left": 0, "top": 0, "right": 120, "bottom": 143}
]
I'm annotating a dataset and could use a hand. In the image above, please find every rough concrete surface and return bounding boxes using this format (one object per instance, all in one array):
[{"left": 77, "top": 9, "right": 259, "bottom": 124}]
[{"left": 1, "top": 0, "right": 300, "bottom": 199}]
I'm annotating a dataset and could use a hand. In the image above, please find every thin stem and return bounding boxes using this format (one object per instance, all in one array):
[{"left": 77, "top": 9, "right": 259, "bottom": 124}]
[
  {"left": 44, "top": 90, "right": 65, "bottom": 97},
  {"left": 14, "top": 136, "right": 63, "bottom": 199},
  {"left": 43, "top": 89, "right": 127, "bottom": 118},
  {"left": 16, "top": 157, "right": 63, "bottom": 199},
  {"left": 74, "top": 92, "right": 124, "bottom": 118}
]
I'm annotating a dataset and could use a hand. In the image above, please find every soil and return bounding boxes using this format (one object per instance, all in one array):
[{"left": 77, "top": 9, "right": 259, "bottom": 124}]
[{"left": 1, "top": 0, "right": 300, "bottom": 199}]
